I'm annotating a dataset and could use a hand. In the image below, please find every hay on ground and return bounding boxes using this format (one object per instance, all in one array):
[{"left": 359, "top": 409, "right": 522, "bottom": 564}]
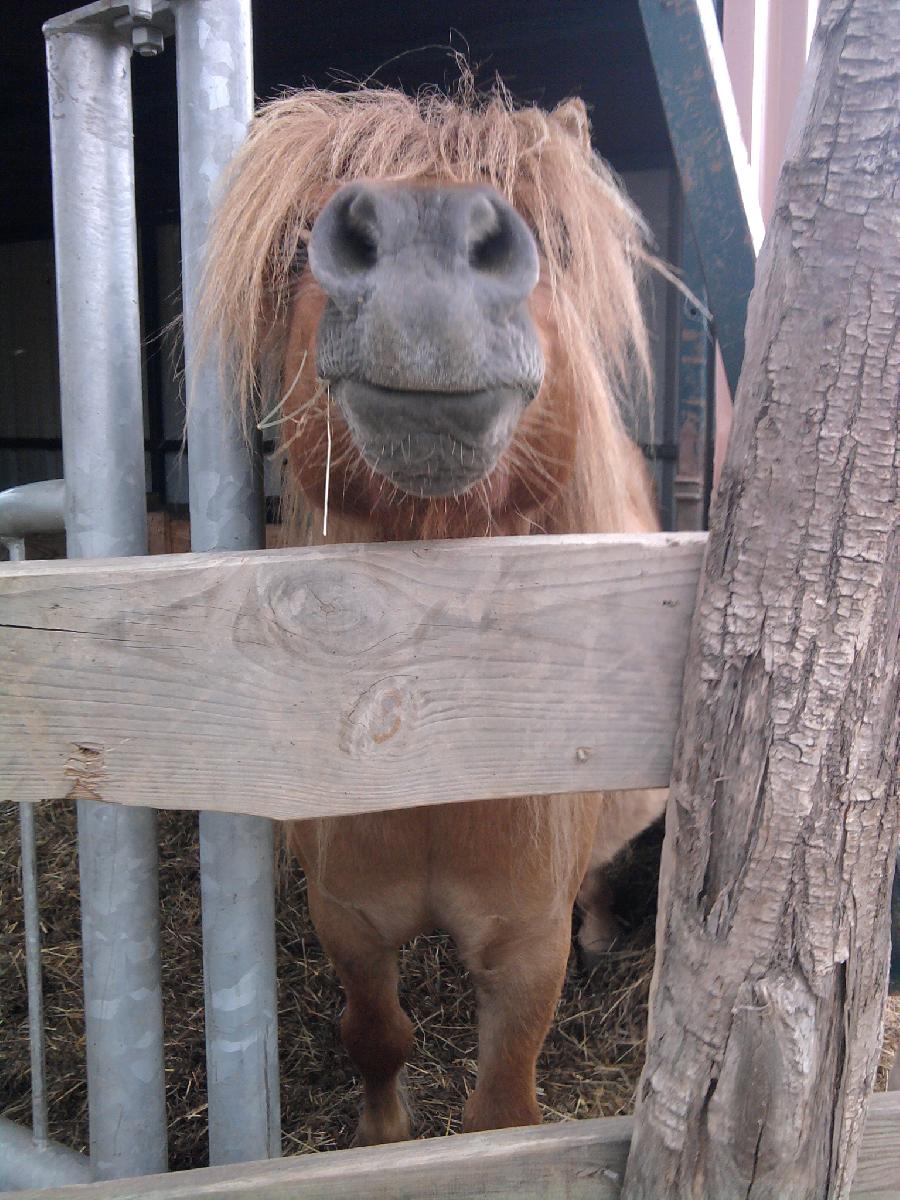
[
  {"left": 2, "top": 801, "right": 895, "bottom": 1169},
  {"left": 1, "top": 801, "right": 660, "bottom": 1169}
]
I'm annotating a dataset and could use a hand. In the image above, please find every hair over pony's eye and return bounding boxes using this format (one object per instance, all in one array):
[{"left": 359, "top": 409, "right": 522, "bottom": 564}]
[{"left": 527, "top": 212, "right": 573, "bottom": 272}]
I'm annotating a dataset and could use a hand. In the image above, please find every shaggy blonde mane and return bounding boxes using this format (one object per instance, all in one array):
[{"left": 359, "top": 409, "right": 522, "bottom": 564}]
[{"left": 199, "top": 79, "right": 660, "bottom": 542}]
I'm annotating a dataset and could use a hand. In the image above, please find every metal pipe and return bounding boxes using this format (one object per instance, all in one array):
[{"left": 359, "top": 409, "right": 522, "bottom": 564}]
[
  {"left": 44, "top": 14, "right": 168, "bottom": 1180},
  {"left": 5, "top": 534, "right": 51, "bottom": 1150},
  {"left": 0, "top": 481, "right": 65, "bottom": 539},
  {"left": 0, "top": 1118, "right": 94, "bottom": 1192},
  {"left": 174, "top": 0, "right": 281, "bottom": 1165},
  {"left": 18, "top": 800, "right": 48, "bottom": 1147},
  {"left": 196, "top": 815, "right": 281, "bottom": 1164}
]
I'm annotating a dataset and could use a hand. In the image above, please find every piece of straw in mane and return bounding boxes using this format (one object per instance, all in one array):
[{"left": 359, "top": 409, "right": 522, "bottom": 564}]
[{"left": 198, "top": 82, "right": 659, "bottom": 541}]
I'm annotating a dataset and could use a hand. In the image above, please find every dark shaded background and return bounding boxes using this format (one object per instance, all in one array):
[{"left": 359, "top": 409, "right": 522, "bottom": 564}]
[
  {"left": 2, "top": 0, "right": 674, "bottom": 243},
  {"left": 1, "top": 2, "right": 726, "bottom": 522}
]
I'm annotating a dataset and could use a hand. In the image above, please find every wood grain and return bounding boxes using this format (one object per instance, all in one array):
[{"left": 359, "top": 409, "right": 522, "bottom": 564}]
[
  {"left": 852, "top": 1091, "right": 900, "bottom": 1198},
  {"left": 2, "top": 1093, "right": 896, "bottom": 1199},
  {"left": 0, "top": 533, "right": 704, "bottom": 819}
]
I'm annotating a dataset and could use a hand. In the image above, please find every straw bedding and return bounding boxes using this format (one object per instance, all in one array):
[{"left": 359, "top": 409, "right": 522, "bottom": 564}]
[
  {"left": 1, "top": 802, "right": 896, "bottom": 1170},
  {"left": 1, "top": 801, "right": 659, "bottom": 1169}
]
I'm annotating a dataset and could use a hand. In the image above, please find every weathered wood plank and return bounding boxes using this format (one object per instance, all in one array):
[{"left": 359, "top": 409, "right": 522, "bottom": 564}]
[
  {"left": 0, "top": 533, "right": 704, "bottom": 818},
  {"left": 852, "top": 1091, "right": 900, "bottom": 1198},
  {"left": 0, "top": 1117, "right": 627, "bottom": 1200},
  {"left": 2, "top": 1093, "right": 896, "bottom": 1200}
]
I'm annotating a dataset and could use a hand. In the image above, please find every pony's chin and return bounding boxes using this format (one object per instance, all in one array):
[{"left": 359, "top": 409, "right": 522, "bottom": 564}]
[
  {"left": 332, "top": 377, "right": 527, "bottom": 500},
  {"left": 361, "top": 457, "right": 497, "bottom": 499}
]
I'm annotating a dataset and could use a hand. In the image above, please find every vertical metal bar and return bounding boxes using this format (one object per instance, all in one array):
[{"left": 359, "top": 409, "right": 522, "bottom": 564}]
[
  {"left": 174, "top": 0, "right": 281, "bottom": 1166},
  {"left": 196, "top": 817, "right": 281, "bottom": 1164},
  {"left": 44, "top": 17, "right": 168, "bottom": 1180},
  {"left": 19, "top": 801, "right": 49, "bottom": 1147},
  {"left": 8, "top": 530, "right": 52, "bottom": 1150},
  {"left": 672, "top": 208, "right": 713, "bottom": 532}
]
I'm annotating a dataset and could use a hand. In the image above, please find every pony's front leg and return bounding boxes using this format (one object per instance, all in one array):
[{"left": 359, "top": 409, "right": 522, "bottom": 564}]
[
  {"left": 457, "top": 916, "right": 572, "bottom": 1132},
  {"left": 306, "top": 879, "right": 415, "bottom": 1146}
]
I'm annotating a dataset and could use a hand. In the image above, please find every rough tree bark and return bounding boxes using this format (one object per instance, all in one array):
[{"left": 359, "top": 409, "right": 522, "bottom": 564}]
[{"left": 622, "top": 3, "right": 899, "bottom": 1199}]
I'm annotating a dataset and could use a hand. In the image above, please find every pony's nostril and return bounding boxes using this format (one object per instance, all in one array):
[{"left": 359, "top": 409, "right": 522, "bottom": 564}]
[
  {"left": 469, "top": 221, "right": 514, "bottom": 275},
  {"left": 464, "top": 194, "right": 537, "bottom": 292},
  {"left": 334, "top": 190, "right": 379, "bottom": 272},
  {"left": 467, "top": 198, "right": 510, "bottom": 274}
]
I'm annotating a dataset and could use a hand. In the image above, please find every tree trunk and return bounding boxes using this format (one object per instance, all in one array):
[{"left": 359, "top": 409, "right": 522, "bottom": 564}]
[{"left": 622, "top": 3, "right": 899, "bottom": 1198}]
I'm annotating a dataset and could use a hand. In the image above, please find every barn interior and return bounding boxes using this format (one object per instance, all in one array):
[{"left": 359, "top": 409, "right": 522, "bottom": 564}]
[{"left": 1, "top": 0, "right": 724, "bottom": 1170}]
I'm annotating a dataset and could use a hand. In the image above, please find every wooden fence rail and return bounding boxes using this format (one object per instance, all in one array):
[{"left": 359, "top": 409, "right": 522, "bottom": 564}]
[
  {"left": 2, "top": 1092, "right": 897, "bottom": 1200},
  {"left": 0, "top": 532, "right": 705, "bottom": 818}
]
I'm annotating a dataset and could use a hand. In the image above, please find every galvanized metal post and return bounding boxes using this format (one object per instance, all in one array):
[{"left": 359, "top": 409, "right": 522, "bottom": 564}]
[
  {"left": 44, "top": 11, "right": 168, "bottom": 1180},
  {"left": 4, "top": 536, "right": 51, "bottom": 1153},
  {"left": 174, "top": 0, "right": 281, "bottom": 1165}
]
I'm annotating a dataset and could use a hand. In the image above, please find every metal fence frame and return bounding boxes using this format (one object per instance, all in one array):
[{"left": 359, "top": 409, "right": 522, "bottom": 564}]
[
  {"left": 1, "top": 483, "right": 96, "bottom": 1191},
  {"left": 0, "top": 1, "right": 278, "bottom": 1188}
]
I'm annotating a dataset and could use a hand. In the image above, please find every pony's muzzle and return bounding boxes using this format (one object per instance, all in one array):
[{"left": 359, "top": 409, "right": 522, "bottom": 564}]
[
  {"left": 309, "top": 181, "right": 544, "bottom": 396},
  {"left": 308, "top": 180, "right": 545, "bottom": 497}
]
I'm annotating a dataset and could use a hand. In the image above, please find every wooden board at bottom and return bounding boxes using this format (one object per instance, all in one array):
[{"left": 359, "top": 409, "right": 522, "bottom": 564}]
[{"left": 3, "top": 1092, "right": 897, "bottom": 1200}]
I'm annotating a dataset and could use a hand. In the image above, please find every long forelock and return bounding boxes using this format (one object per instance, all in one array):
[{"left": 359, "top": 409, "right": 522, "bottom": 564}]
[{"left": 199, "top": 78, "right": 658, "bottom": 538}]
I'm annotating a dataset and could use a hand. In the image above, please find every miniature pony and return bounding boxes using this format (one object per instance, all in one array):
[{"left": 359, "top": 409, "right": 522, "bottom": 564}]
[{"left": 201, "top": 82, "right": 666, "bottom": 1143}]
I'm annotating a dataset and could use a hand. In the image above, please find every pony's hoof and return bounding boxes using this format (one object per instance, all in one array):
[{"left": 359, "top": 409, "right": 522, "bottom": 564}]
[
  {"left": 351, "top": 1075, "right": 414, "bottom": 1147},
  {"left": 575, "top": 917, "right": 620, "bottom": 973},
  {"left": 351, "top": 1112, "right": 412, "bottom": 1147}
]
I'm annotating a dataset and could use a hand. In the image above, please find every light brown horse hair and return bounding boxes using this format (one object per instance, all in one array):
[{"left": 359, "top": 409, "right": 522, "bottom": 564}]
[
  {"left": 199, "top": 77, "right": 662, "bottom": 541},
  {"left": 198, "top": 79, "right": 663, "bottom": 888}
]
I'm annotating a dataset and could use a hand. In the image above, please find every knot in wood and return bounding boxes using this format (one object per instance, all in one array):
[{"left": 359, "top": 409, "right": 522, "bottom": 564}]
[
  {"left": 261, "top": 563, "right": 392, "bottom": 660},
  {"left": 340, "top": 676, "right": 418, "bottom": 757}
]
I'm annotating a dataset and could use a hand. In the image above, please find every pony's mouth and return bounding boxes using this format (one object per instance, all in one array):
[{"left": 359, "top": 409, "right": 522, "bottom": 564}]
[{"left": 332, "top": 378, "right": 529, "bottom": 498}]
